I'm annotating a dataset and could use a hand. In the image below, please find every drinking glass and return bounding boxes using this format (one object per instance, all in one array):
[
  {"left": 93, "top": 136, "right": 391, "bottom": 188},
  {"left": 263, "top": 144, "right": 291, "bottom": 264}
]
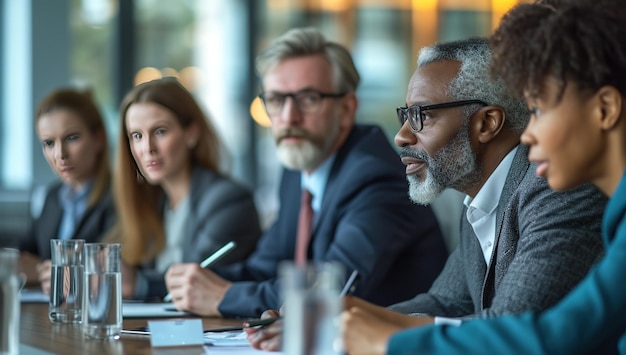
[
  {"left": 49, "top": 239, "right": 84, "bottom": 323},
  {"left": 0, "top": 248, "right": 20, "bottom": 355},
  {"left": 82, "top": 243, "right": 122, "bottom": 340},
  {"left": 280, "top": 262, "right": 344, "bottom": 355}
]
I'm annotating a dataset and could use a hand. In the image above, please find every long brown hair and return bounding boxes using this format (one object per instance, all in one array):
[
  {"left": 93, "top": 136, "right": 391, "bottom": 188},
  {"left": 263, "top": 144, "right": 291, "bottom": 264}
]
[
  {"left": 35, "top": 88, "right": 111, "bottom": 207},
  {"left": 113, "top": 78, "right": 222, "bottom": 266}
]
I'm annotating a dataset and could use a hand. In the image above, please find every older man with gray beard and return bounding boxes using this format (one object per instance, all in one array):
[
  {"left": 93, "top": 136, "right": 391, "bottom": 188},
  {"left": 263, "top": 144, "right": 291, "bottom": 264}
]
[
  {"left": 338, "top": 36, "right": 607, "bottom": 335},
  {"left": 163, "top": 27, "right": 448, "bottom": 319}
]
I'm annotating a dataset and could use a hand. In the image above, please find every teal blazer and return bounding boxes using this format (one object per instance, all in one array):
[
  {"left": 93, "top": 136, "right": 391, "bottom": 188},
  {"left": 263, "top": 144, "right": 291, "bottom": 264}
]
[{"left": 388, "top": 169, "right": 626, "bottom": 354}]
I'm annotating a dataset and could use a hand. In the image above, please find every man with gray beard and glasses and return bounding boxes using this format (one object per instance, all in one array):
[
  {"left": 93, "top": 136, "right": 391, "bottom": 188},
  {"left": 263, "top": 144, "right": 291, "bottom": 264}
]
[
  {"left": 163, "top": 27, "right": 448, "bottom": 319},
  {"left": 339, "top": 37, "right": 607, "bottom": 332}
]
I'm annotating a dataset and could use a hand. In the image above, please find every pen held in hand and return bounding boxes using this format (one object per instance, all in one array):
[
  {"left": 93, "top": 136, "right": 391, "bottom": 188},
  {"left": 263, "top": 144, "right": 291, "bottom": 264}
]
[
  {"left": 241, "top": 270, "right": 359, "bottom": 330},
  {"left": 163, "top": 241, "right": 237, "bottom": 302},
  {"left": 243, "top": 317, "right": 281, "bottom": 329},
  {"left": 339, "top": 270, "right": 360, "bottom": 297}
]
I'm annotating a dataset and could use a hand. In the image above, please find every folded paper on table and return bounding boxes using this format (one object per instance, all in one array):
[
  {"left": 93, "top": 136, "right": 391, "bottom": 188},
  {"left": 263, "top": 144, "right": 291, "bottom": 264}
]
[
  {"left": 204, "top": 331, "right": 250, "bottom": 347},
  {"left": 20, "top": 289, "right": 49, "bottom": 303},
  {"left": 202, "top": 345, "right": 280, "bottom": 354},
  {"left": 203, "top": 331, "right": 282, "bottom": 353},
  {"left": 122, "top": 302, "right": 189, "bottom": 318},
  {"left": 149, "top": 319, "right": 204, "bottom": 347}
]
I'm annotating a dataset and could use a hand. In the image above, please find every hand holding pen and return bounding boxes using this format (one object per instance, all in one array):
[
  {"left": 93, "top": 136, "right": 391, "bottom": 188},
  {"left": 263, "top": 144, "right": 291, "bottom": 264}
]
[
  {"left": 163, "top": 242, "right": 237, "bottom": 316},
  {"left": 163, "top": 241, "right": 236, "bottom": 302},
  {"left": 244, "top": 269, "right": 361, "bottom": 351}
]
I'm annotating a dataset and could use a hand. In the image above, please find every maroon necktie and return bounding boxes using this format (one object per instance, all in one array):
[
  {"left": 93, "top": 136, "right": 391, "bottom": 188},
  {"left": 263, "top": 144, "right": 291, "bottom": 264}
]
[{"left": 294, "top": 189, "right": 313, "bottom": 266}]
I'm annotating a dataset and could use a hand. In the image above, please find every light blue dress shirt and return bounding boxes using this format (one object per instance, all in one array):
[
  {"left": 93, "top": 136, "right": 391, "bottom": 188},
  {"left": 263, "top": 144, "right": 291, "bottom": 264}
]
[
  {"left": 301, "top": 154, "right": 337, "bottom": 216},
  {"left": 57, "top": 181, "right": 92, "bottom": 240}
]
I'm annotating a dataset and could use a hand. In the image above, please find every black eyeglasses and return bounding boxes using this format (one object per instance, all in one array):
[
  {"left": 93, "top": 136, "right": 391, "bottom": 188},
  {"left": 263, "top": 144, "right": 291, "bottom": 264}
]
[
  {"left": 259, "top": 89, "right": 346, "bottom": 116},
  {"left": 396, "top": 100, "right": 488, "bottom": 133}
]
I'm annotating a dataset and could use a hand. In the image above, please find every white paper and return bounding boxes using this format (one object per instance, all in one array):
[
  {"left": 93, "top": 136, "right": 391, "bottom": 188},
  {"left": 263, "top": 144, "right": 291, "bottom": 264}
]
[
  {"left": 149, "top": 319, "right": 204, "bottom": 347},
  {"left": 122, "top": 302, "right": 189, "bottom": 318},
  {"left": 203, "top": 342, "right": 280, "bottom": 354},
  {"left": 20, "top": 289, "right": 49, "bottom": 303},
  {"left": 203, "top": 331, "right": 249, "bottom": 347},
  {"left": 203, "top": 348, "right": 279, "bottom": 354}
]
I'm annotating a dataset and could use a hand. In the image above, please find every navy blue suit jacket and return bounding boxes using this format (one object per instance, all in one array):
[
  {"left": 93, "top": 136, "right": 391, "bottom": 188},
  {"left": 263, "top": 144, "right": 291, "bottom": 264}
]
[{"left": 214, "top": 124, "right": 448, "bottom": 318}]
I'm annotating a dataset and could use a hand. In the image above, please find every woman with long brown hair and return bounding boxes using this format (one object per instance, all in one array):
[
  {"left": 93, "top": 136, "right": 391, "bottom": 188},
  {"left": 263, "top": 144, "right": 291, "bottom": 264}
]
[{"left": 112, "top": 78, "right": 261, "bottom": 300}]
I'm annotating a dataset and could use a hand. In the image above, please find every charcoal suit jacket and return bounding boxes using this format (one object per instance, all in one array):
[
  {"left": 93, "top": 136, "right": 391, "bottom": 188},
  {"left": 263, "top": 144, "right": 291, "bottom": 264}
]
[{"left": 389, "top": 145, "right": 606, "bottom": 319}]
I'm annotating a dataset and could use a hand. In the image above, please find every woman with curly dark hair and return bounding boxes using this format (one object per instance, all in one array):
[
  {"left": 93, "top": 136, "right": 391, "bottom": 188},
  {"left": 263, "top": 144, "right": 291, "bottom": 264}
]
[{"left": 341, "top": 1, "right": 626, "bottom": 354}]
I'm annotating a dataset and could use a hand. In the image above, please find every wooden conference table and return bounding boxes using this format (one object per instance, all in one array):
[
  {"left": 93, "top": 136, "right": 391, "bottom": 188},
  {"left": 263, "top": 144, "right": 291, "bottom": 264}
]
[{"left": 20, "top": 303, "right": 246, "bottom": 354}]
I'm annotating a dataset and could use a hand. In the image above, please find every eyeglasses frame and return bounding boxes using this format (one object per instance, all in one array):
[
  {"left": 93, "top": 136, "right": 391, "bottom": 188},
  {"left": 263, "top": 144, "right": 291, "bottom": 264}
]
[
  {"left": 258, "top": 89, "right": 347, "bottom": 116},
  {"left": 396, "top": 99, "right": 488, "bottom": 133}
]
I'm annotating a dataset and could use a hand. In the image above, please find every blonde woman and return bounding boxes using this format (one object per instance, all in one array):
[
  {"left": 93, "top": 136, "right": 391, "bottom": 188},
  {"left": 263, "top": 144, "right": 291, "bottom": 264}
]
[{"left": 20, "top": 88, "right": 116, "bottom": 294}]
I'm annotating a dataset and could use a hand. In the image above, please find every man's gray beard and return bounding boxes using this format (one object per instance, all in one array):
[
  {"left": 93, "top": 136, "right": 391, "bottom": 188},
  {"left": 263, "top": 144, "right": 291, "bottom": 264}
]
[
  {"left": 277, "top": 140, "right": 326, "bottom": 171},
  {"left": 407, "top": 126, "right": 481, "bottom": 205},
  {"left": 276, "top": 113, "right": 340, "bottom": 171}
]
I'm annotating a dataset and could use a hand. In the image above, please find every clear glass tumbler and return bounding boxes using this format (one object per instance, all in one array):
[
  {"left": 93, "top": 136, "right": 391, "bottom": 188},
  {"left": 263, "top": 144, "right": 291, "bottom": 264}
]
[
  {"left": 280, "top": 261, "right": 344, "bottom": 355},
  {"left": 82, "top": 243, "right": 122, "bottom": 340},
  {"left": 49, "top": 239, "right": 85, "bottom": 323}
]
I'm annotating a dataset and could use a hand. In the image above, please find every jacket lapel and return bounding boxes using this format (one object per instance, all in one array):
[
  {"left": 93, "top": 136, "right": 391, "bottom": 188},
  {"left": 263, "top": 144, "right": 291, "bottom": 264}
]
[
  {"left": 481, "top": 145, "right": 530, "bottom": 307},
  {"left": 310, "top": 127, "right": 359, "bottom": 236}
]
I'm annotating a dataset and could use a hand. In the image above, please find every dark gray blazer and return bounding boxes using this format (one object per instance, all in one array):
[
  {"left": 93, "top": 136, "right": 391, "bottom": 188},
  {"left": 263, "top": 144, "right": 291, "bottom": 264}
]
[
  {"left": 389, "top": 145, "right": 607, "bottom": 319},
  {"left": 19, "top": 182, "right": 116, "bottom": 258},
  {"left": 140, "top": 166, "right": 262, "bottom": 298}
]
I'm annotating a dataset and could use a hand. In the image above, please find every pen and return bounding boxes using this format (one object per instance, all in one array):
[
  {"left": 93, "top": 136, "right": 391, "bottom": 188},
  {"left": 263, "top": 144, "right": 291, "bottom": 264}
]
[
  {"left": 339, "top": 270, "right": 360, "bottom": 296},
  {"left": 243, "top": 317, "right": 281, "bottom": 329},
  {"left": 163, "top": 241, "right": 237, "bottom": 302},
  {"left": 240, "top": 270, "right": 359, "bottom": 330}
]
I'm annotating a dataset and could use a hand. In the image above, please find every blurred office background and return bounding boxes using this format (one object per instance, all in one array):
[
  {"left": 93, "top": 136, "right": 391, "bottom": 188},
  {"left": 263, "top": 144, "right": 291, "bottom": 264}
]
[{"left": 0, "top": 0, "right": 530, "bottom": 245}]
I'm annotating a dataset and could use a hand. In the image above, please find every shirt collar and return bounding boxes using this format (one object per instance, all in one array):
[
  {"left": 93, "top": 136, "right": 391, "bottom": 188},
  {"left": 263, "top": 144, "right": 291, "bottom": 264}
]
[
  {"left": 301, "top": 154, "right": 337, "bottom": 213},
  {"left": 58, "top": 180, "right": 94, "bottom": 205},
  {"left": 464, "top": 145, "right": 519, "bottom": 216}
]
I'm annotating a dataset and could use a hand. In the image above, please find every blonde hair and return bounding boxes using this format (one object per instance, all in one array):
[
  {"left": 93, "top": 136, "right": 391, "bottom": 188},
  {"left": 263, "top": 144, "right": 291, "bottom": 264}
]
[
  {"left": 113, "top": 78, "right": 222, "bottom": 266},
  {"left": 35, "top": 88, "right": 111, "bottom": 206}
]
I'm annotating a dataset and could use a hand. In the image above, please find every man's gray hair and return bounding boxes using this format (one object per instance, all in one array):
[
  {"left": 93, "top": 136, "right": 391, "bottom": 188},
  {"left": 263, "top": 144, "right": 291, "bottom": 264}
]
[
  {"left": 418, "top": 37, "right": 529, "bottom": 133},
  {"left": 255, "top": 27, "right": 360, "bottom": 93}
]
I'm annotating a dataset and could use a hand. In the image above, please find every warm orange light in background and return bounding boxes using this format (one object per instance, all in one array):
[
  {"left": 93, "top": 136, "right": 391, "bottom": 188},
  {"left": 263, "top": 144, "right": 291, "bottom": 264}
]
[
  {"left": 412, "top": 0, "right": 438, "bottom": 59},
  {"left": 134, "top": 67, "right": 162, "bottom": 86},
  {"left": 133, "top": 66, "right": 203, "bottom": 91},
  {"left": 440, "top": 0, "right": 489, "bottom": 10},
  {"left": 306, "top": 0, "right": 354, "bottom": 12},
  {"left": 179, "top": 67, "right": 203, "bottom": 92},
  {"left": 243, "top": 0, "right": 526, "bottom": 128},
  {"left": 250, "top": 96, "right": 272, "bottom": 128},
  {"left": 161, "top": 67, "right": 178, "bottom": 78},
  {"left": 491, "top": 0, "right": 519, "bottom": 31},
  {"left": 413, "top": 0, "right": 438, "bottom": 11},
  {"left": 358, "top": 0, "right": 411, "bottom": 8}
]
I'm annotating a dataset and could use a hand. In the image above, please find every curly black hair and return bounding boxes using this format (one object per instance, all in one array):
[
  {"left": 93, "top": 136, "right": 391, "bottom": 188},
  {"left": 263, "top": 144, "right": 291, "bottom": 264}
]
[{"left": 490, "top": 1, "right": 626, "bottom": 102}]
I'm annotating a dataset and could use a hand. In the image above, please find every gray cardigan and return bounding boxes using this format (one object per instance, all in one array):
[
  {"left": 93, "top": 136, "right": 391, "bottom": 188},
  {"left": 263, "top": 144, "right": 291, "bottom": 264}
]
[
  {"left": 389, "top": 145, "right": 607, "bottom": 319},
  {"left": 140, "top": 165, "right": 262, "bottom": 299}
]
